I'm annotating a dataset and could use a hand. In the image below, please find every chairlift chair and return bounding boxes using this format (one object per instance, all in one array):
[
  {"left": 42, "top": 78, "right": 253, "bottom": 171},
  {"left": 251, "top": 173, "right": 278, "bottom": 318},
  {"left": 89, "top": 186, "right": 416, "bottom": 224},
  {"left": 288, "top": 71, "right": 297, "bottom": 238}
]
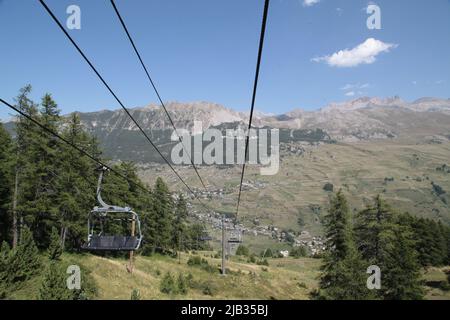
[
  {"left": 227, "top": 230, "right": 243, "bottom": 244},
  {"left": 82, "top": 167, "right": 143, "bottom": 251},
  {"left": 199, "top": 234, "right": 212, "bottom": 242}
]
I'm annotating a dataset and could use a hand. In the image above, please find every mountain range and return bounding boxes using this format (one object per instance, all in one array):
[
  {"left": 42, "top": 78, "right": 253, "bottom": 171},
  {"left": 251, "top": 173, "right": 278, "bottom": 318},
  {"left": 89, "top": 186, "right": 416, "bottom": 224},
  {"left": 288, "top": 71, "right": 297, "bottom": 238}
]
[{"left": 5, "top": 96, "right": 450, "bottom": 162}]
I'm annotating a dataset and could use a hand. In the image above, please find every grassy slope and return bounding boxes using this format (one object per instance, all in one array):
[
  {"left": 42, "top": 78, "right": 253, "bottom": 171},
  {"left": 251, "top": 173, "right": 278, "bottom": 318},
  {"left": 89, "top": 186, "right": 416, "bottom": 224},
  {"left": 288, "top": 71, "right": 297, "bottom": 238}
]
[
  {"left": 80, "top": 252, "right": 321, "bottom": 300},
  {"left": 8, "top": 252, "right": 320, "bottom": 300},
  {"left": 8, "top": 252, "right": 449, "bottom": 300}
]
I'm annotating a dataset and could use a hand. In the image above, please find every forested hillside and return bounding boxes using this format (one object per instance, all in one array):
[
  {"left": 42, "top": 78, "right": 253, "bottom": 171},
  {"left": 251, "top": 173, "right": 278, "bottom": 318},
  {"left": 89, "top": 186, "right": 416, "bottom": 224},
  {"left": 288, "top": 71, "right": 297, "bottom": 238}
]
[{"left": 0, "top": 86, "right": 208, "bottom": 299}]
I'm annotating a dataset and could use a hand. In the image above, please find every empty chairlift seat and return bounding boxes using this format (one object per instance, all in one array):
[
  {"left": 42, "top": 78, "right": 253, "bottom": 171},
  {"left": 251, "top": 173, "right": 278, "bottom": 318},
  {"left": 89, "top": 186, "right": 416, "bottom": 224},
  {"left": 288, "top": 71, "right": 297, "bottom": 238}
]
[
  {"left": 81, "top": 167, "right": 143, "bottom": 252},
  {"left": 227, "top": 232, "right": 242, "bottom": 244},
  {"left": 83, "top": 235, "right": 140, "bottom": 251}
]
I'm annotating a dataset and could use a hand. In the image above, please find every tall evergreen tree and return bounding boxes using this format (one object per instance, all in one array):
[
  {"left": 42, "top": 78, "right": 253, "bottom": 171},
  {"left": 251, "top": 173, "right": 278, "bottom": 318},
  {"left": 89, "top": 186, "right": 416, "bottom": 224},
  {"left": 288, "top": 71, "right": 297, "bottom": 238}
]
[
  {"left": 378, "top": 222, "right": 423, "bottom": 300},
  {"left": 354, "top": 195, "right": 393, "bottom": 262},
  {"left": 24, "top": 93, "right": 62, "bottom": 248},
  {"left": 56, "top": 113, "right": 95, "bottom": 250},
  {"left": 318, "top": 191, "right": 371, "bottom": 300},
  {"left": 410, "top": 218, "right": 447, "bottom": 267},
  {"left": 0, "top": 123, "right": 13, "bottom": 243},
  {"left": 172, "top": 194, "right": 188, "bottom": 250},
  {"left": 11, "top": 85, "right": 40, "bottom": 248},
  {"left": 355, "top": 197, "right": 423, "bottom": 300},
  {"left": 144, "top": 178, "right": 173, "bottom": 253},
  {"left": 188, "top": 223, "right": 209, "bottom": 250}
]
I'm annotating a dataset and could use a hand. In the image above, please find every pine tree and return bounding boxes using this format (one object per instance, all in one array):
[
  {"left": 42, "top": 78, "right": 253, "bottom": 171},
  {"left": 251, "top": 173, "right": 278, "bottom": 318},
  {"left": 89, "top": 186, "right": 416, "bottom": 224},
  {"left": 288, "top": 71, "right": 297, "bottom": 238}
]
[
  {"left": 10, "top": 88, "right": 62, "bottom": 248},
  {"left": 0, "top": 241, "right": 12, "bottom": 298},
  {"left": 145, "top": 178, "right": 173, "bottom": 253},
  {"left": 172, "top": 194, "right": 188, "bottom": 250},
  {"left": 10, "top": 226, "right": 41, "bottom": 283},
  {"left": 378, "top": 222, "right": 423, "bottom": 300},
  {"left": 26, "top": 93, "right": 62, "bottom": 248},
  {"left": 11, "top": 85, "right": 40, "bottom": 248},
  {"left": 160, "top": 272, "right": 176, "bottom": 294},
  {"left": 318, "top": 191, "right": 372, "bottom": 300},
  {"left": 188, "top": 223, "right": 209, "bottom": 250},
  {"left": 0, "top": 123, "right": 13, "bottom": 243},
  {"left": 56, "top": 113, "right": 96, "bottom": 250},
  {"left": 354, "top": 195, "right": 393, "bottom": 262},
  {"left": 48, "top": 227, "right": 63, "bottom": 260},
  {"left": 38, "top": 262, "right": 72, "bottom": 300},
  {"left": 410, "top": 217, "right": 447, "bottom": 267},
  {"left": 355, "top": 197, "right": 424, "bottom": 300}
]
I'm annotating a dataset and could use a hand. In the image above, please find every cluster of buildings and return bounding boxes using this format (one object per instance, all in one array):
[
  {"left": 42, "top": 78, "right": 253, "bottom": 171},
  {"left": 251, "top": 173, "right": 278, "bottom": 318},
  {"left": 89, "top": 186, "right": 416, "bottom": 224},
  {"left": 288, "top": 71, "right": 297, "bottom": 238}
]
[{"left": 189, "top": 210, "right": 327, "bottom": 257}]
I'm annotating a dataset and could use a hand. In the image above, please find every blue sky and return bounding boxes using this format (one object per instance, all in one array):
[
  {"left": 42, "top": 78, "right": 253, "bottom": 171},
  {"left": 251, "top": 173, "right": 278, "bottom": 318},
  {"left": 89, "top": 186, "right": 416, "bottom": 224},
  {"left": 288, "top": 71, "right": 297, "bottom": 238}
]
[{"left": 1, "top": 0, "right": 450, "bottom": 120}]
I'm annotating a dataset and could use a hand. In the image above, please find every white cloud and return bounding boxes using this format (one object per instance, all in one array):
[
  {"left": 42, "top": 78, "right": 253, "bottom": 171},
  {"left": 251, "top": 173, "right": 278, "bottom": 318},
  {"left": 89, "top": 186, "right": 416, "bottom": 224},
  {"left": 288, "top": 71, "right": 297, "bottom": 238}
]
[
  {"left": 312, "top": 38, "right": 397, "bottom": 68},
  {"left": 303, "top": 0, "right": 320, "bottom": 7},
  {"left": 341, "top": 83, "right": 370, "bottom": 90},
  {"left": 345, "top": 91, "right": 356, "bottom": 97}
]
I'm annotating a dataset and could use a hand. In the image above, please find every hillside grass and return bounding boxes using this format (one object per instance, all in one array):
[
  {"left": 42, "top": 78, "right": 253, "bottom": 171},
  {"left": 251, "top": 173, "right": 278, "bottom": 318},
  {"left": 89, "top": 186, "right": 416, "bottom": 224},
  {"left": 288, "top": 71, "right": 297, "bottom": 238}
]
[
  {"left": 78, "top": 252, "right": 322, "bottom": 300},
  {"left": 5, "top": 252, "right": 450, "bottom": 300}
]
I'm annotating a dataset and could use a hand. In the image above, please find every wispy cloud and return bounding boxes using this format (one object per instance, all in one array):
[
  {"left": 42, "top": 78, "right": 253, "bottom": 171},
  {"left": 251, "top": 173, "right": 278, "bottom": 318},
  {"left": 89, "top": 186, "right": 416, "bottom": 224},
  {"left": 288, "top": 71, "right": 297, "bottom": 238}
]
[
  {"left": 312, "top": 38, "right": 397, "bottom": 68},
  {"left": 341, "top": 83, "right": 369, "bottom": 97},
  {"left": 341, "top": 83, "right": 370, "bottom": 91},
  {"left": 302, "top": 0, "right": 320, "bottom": 7}
]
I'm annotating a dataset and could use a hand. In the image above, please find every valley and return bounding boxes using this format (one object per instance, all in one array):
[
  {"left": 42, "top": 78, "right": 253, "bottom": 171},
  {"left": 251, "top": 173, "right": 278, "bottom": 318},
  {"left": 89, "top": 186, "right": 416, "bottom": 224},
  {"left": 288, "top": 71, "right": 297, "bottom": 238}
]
[{"left": 137, "top": 138, "right": 450, "bottom": 253}]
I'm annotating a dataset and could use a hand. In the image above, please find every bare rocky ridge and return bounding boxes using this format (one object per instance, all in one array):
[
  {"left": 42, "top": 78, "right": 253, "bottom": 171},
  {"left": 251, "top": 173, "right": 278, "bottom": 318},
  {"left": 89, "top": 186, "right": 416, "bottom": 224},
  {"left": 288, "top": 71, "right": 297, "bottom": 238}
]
[
  {"left": 6, "top": 96, "right": 450, "bottom": 162},
  {"left": 77, "top": 97, "right": 450, "bottom": 141}
]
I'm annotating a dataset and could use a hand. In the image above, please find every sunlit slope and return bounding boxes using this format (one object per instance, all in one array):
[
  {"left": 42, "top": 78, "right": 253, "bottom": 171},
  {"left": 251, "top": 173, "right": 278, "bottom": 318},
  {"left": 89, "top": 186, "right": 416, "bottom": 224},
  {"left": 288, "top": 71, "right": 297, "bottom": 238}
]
[
  {"left": 139, "top": 140, "right": 450, "bottom": 236},
  {"left": 83, "top": 253, "right": 321, "bottom": 300}
]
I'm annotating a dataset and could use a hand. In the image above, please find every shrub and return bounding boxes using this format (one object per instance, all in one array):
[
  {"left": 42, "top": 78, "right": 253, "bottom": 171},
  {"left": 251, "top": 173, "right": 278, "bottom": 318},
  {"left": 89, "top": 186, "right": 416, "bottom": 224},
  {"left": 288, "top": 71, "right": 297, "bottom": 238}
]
[
  {"left": 202, "top": 281, "right": 217, "bottom": 296},
  {"left": 323, "top": 183, "right": 334, "bottom": 192},
  {"left": 247, "top": 254, "right": 257, "bottom": 264},
  {"left": 257, "top": 259, "right": 269, "bottom": 266},
  {"left": 38, "top": 262, "right": 72, "bottom": 300},
  {"left": 131, "top": 289, "right": 141, "bottom": 300},
  {"left": 177, "top": 273, "right": 188, "bottom": 295},
  {"left": 290, "top": 246, "right": 307, "bottom": 258},
  {"left": 236, "top": 245, "right": 250, "bottom": 256},
  {"left": 160, "top": 272, "right": 176, "bottom": 294},
  {"left": 48, "top": 227, "right": 63, "bottom": 261},
  {"left": 187, "top": 255, "right": 203, "bottom": 266},
  {"left": 10, "top": 227, "right": 41, "bottom": 283},
  {"left": 432, "top": 182, "right": 446, "bottom": 196},
  {"left": 187, "top": 256, "right": 216, "bottom": 273}
]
